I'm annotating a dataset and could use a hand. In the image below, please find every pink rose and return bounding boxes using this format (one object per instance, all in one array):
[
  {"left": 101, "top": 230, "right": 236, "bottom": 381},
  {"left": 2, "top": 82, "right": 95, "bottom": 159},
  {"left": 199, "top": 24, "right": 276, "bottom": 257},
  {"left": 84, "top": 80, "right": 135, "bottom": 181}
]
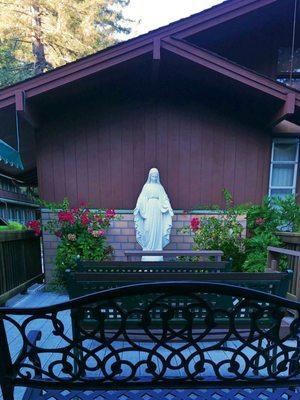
[
  {"left": 105, "top": 209, "right": 116, "bottom": 219},
  {"left": 92, "top": 230, "right": 105, "bottom": 238}
]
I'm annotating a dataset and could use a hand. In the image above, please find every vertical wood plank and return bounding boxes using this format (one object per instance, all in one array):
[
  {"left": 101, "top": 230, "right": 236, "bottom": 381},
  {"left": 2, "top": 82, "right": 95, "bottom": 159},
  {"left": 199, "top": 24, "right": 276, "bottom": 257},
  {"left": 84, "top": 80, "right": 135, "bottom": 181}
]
[
  {"left": 110, "top": 104, "right": 123, "bottom": 208},
  {"left": 52, "top": 116, "right": 66, "bottom": 203},
  {"left": 63, "top": 110, "right": 78, "bottom": 207},
  {"left": 132, "top": 102, "right": 146, "bottom": 206},
  {"left": 87, "top": 106, "right": 100, "bottom": 208},
  {"left": 75, "top": 110, "right": 89, "bottom": 205},
  {"left": 98, "top": 106, "right": 112, "bottom": 208},
  {"left": 178, "top": 103, "right": 191, "bottom": 209}
]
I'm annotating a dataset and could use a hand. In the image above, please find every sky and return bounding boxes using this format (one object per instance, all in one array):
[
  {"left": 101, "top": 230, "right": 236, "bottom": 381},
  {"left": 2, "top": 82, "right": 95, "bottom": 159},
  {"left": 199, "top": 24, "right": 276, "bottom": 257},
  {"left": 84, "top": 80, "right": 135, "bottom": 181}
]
[{"left": 122, "top": 0, "right": 225, "bottom": 38}]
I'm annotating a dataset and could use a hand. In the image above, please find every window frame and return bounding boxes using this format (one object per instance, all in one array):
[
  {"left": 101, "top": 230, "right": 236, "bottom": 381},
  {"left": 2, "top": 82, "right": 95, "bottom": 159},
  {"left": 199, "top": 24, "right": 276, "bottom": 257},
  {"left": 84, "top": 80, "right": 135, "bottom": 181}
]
[{"left": 269, "top": 138, "right": 300, "bottom": 197}]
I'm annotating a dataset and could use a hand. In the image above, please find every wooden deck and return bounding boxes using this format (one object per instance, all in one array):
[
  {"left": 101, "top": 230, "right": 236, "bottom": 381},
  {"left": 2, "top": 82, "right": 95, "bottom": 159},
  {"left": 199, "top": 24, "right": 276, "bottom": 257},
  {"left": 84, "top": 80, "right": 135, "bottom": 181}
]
[{"left": 0, "top": 287, "right": 297, "bottom": 399}]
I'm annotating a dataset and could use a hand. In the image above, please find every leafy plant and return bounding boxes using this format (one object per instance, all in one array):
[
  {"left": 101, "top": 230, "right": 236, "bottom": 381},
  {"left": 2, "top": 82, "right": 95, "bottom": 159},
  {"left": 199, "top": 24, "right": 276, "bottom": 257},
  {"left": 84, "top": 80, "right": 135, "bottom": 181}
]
[
  {"left": 182, "top": 190, "right": 246, "bottom": 270},
  {"left": 184, "top": 190, "right": 300, "bottom": 272},
  {"left": 241, "top": 195, "right": 300, "bottom": 272},
  {"left": 241, "top": 252, "right": 267, "bottom": 272},
  {"left": 0, "top": 221, "right": 26, "bottom": 231},
  {"left": 274, "top": 195, "right": 300, "bottom": 232}
]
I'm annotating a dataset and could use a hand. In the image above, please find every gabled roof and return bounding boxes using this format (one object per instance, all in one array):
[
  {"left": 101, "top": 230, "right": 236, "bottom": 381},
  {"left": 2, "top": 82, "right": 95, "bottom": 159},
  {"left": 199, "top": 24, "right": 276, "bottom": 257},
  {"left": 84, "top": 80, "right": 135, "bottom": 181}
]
[
  {"left": 162, "top": 38, "right": 300, "bottom": 106},
  {"left": 0, "top": 0, "right": 287, "bottom": 110}
]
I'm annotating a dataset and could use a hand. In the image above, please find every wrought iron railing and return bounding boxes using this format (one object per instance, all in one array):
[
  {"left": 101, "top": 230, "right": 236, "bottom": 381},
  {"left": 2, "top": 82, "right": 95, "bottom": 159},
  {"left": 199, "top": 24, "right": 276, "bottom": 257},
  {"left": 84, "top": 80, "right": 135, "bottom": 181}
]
[{"left": 0, "top": 282, "right": 300, "bottom": 399}]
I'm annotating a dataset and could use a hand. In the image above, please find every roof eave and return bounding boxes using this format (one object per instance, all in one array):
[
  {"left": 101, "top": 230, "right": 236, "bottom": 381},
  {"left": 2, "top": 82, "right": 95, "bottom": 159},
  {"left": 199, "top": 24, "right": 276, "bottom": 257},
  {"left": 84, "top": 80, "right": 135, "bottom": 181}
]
[{"left": 0, "top": 0, "right": 281, "bottom": 109}]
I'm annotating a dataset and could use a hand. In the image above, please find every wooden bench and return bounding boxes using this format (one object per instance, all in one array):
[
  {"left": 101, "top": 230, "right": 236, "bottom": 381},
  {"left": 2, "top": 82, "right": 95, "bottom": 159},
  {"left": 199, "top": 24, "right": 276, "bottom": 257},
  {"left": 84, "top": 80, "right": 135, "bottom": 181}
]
[
  {"left": 65, "top": 268, "right": 293, "bottom": 344},
  {"left": 66, "top": 259, "right": 232, "bottom": 298},
  {"left": 66, "top": 261, "right": 290, "bottom": 299},
  {"left": 1, "top": 281, "right": 300, "bottom": 399}
]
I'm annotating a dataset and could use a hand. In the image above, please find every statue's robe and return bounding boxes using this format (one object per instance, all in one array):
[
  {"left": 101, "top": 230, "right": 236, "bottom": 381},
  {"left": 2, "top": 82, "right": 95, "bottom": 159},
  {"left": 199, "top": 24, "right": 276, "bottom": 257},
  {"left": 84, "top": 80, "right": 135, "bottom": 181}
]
[{"left": 134, "top": 182, "right": 173, "bottom": 261}]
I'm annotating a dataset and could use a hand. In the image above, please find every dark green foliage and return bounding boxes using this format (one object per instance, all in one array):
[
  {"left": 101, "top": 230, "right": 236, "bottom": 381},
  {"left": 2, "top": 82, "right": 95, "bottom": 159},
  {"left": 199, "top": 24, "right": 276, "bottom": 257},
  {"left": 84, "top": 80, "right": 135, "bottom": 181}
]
[
  {"left": 243, "top": 195, "right": 300, "bottom": 272},
  {"left": 0, "top": 221, "right": 25, "bottom": 231},
  {"left": 185, "top": 191, "right": 300, "bottom": 272},
  {"left": 185, "top": 190, "right": 246, "bottom": 270}
]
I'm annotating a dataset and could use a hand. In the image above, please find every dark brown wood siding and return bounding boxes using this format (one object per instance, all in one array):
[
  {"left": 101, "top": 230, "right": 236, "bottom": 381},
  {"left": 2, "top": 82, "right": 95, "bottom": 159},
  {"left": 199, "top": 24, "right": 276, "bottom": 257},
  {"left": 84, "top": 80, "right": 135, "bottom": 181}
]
[{"left": 37, "top": 94, "right": 272, "bottom": 209}]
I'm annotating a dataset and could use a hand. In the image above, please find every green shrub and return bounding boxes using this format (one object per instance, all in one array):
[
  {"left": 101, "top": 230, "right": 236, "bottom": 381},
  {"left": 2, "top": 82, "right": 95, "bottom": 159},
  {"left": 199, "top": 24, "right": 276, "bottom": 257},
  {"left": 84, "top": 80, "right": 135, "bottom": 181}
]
[
  {"left": 241, "top": 252, "right": 266, "bottom": 272},
  {"left": 185, "top": 191, "right": 300, "bottom": 272},
  {"left": 183, "top": 190, "right": 246, "bottom": 270}
]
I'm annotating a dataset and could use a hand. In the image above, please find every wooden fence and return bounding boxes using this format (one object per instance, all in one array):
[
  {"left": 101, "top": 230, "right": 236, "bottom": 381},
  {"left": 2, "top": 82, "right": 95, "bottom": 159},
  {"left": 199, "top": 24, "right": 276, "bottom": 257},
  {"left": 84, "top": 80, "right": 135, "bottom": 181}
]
[
  {"left": 0, "top": 230, "right": 43, "bottom": 305},
  {"left": 268, "top": 232, "right": 300, "bottom": 302}
]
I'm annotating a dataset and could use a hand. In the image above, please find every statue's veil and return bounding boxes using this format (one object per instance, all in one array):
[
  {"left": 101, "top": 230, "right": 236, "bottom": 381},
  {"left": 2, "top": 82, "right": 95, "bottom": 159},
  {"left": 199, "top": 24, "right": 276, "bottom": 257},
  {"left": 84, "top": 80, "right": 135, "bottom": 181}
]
[{"left": 146, "top": 168, "right": 161, "bottom": 184}]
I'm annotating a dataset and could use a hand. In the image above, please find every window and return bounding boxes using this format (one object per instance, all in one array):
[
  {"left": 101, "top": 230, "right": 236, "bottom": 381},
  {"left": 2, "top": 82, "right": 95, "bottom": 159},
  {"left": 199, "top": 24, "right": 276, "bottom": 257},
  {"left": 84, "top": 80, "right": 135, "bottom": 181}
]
[
  {"left": 277, "top": 48, "right": 300, "bottom": 90},
  {"left": 269, "top": 139, "right": 299, "bottom": 198}
]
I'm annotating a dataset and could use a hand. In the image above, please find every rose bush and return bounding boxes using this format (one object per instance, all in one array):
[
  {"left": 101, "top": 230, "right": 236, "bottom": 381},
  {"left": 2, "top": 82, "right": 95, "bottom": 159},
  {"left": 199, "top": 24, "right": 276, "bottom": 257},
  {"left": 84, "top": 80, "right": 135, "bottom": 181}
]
[
  {"left": 26, "top": 220, "right": 41, "bottom": 236},
  {"left": 44, "top": 199, "right": 117, "bottom": 287},
  {"left": 182, "top": 190, "right": 246, "bottom": 270},
  {"left": 184, "top": 192, "right": 300, "bottom": 272}
]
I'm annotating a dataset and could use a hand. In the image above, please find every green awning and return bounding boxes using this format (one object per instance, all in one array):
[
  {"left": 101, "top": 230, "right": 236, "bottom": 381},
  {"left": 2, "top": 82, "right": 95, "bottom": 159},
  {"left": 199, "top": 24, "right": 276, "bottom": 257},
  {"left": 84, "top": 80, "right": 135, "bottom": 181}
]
[{"left": 0, "top": 140, "right": 24, "bottom": 170}]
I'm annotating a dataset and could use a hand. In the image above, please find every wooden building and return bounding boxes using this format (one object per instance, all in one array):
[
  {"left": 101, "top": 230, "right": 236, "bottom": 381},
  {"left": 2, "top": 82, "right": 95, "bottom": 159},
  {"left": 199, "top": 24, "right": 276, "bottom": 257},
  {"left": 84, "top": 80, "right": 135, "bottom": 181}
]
[
  {"left": 0, "top": 0, "right": 300, "bottom": 210},
  {"left": 0, "top": 172, "right": 38, "bottom": 224}
]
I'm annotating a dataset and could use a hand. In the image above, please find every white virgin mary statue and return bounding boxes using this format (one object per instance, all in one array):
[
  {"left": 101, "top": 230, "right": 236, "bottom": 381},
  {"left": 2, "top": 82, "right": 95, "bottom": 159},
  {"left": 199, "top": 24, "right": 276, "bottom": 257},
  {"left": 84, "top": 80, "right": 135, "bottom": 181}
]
[{"left": 134, "top": 168, "right": 174, "bottom": 261}]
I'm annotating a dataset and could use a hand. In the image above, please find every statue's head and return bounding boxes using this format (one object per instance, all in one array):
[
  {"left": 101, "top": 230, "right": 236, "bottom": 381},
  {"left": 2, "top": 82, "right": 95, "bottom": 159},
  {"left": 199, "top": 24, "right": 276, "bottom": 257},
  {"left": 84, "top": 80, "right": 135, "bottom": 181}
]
[{"left": 148, "top": 168, "right": 160, "bottom": 184}]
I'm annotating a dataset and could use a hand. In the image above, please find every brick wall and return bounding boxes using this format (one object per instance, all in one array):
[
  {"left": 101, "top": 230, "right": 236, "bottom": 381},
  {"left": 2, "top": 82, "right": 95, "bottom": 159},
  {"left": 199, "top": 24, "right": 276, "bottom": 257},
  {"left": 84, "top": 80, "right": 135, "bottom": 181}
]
[{"left": 41, "top": 209, "right": 246, "bottom": 282}]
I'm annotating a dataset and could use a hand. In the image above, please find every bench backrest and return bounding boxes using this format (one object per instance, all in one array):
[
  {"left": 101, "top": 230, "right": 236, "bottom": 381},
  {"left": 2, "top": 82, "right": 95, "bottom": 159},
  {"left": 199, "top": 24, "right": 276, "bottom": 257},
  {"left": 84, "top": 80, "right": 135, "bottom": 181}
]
[
  {"left": 1, "top": 281, "right": 300, "bottom": 395},
  {"left": 124, "top": 250, "right": 224, "bottom": 261},
  {"left": 66, "top": 268, "right": 292, "bottom": 299},
  {"left": 76, "top": 260, "right": 232, "bottom": 273}
]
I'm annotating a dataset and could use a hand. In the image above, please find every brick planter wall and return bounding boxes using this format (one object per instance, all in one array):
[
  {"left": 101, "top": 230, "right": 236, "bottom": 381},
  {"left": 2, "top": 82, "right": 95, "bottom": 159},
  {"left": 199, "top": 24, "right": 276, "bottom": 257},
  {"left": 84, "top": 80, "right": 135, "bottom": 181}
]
[{"left": 41, "top": 209, "right": 246, "bottom": 283}]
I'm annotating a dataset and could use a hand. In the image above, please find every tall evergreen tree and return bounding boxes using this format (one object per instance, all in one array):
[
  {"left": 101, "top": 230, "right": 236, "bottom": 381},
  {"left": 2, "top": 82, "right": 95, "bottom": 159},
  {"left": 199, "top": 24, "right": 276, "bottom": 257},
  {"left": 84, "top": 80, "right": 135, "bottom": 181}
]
[{"left": 0, "top": 0, "right": 132, "bottom": 87}]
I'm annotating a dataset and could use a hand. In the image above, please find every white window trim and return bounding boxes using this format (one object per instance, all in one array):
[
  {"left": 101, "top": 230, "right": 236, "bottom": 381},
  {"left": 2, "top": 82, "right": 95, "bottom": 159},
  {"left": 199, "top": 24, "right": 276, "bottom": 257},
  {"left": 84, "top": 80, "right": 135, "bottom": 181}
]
[{"left": 269, "top": 138, "right": 300, "bottom": 196}]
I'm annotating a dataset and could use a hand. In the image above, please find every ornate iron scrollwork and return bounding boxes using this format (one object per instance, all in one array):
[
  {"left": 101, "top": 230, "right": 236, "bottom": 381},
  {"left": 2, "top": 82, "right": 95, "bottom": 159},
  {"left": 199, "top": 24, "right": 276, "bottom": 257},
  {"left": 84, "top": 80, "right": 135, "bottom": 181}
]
[{"left": 1, "top": 282, "right": 300, "bottom": 393}]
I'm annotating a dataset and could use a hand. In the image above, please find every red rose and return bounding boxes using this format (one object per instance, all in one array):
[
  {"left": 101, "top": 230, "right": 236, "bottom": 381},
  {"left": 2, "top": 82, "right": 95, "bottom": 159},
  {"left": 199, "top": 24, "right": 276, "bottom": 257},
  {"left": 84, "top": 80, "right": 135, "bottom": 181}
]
[
  {"left": 81, "top": 212, "right": 90, "bottom": 225},
  {"left": 26, "top": 220, "right": 41, "bottom": 236},
  {"left": 190, "top": 217, "right": 200, "bottom": 232},
  {"left": 105, "top": 209, "right": 116, "bottom": 219},
  {"left": 55, "top": 231, "right": 62, "bottom": 238}
]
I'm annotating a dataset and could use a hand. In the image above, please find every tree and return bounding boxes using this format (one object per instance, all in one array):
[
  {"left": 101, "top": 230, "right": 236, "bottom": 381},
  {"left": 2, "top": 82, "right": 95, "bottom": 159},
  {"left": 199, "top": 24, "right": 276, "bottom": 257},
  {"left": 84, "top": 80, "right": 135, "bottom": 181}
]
[{"left": 0, "top": 0, "right": 132, "bottom": 86}]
